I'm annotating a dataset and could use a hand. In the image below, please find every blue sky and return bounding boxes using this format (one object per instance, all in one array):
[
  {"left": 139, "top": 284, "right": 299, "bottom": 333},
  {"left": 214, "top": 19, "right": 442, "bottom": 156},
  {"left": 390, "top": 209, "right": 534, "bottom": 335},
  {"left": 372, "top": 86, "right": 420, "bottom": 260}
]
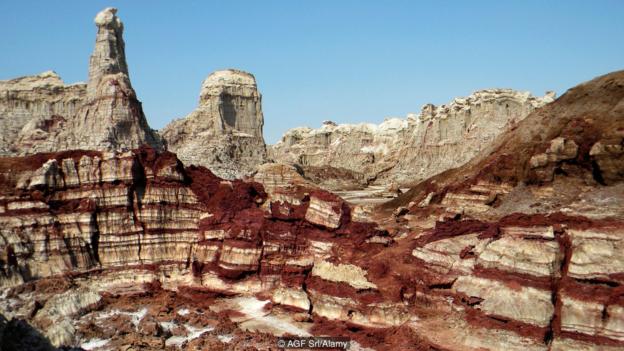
[{"left": 2, "top": 1, "right": 623, "bottom": 143}]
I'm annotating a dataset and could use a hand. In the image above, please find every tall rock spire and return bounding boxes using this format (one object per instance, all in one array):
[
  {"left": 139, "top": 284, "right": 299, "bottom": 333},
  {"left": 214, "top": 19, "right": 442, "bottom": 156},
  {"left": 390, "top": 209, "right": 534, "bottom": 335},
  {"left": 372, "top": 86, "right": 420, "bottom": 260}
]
[
  {"left": 2, "top": 7, "right": 162, "bottom": 155},
  {"left": 72, "top": 7, "right": 161, "bottom": 151},
  {"left": 88, "top": 7, "right": 129, "bottom": 96}
]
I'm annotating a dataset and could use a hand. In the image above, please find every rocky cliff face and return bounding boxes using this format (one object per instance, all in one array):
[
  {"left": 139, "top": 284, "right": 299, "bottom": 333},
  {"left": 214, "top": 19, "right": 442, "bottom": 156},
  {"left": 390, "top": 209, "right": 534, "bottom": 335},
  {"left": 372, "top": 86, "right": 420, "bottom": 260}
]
[
  {"left": 160, "top": 69, "right": 267, "bottom": 179},
  {"left": 0, "top": 72, "right": 86, "bottom": 156},
  {"left": 1, "top": 71, "right": 623, "bottom": 351},
  {"left": 376, "top": 70, "right": 624, "bottom": 350},
  {"left": 1, "top": 6, "right": 623, "bottom": 351},
  {"left": 0, "top": 146, "right": 391, "bottom": 348},
  {"left": 270, "top": 89, "right": 555, "bottom": 190},
  {"left": 0, "top": 8, "right": 162, "bottom": 156}
]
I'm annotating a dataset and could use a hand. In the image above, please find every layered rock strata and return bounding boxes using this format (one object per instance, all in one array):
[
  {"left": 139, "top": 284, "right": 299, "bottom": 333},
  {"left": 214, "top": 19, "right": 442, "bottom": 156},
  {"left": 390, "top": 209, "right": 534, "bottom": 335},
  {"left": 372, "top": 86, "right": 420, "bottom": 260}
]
[
  {"left": 0, "top": 71, "right": 623, "bottom": 350},
  {"left": 160, "top": 69, "right": 267, "bottom": 179},
  {"left": 375, "top": 70, "right": 624, "bottom": 350},
  {"left": 74, "top": 7, "right": 161, "bottom": 152},
  {"left": 1, "top": 6, "right": 623, "bottom": 349},
  {"left": 0, "top": 72, "right": 86, "bottom": 156},
  {"left": 0, "top": 8, "right": 162, "bottom": 156},
  {"left": 0, "top": 146, "right": 396, "bottom": 347},
  {"left": 270, "top": 89, "right": 555, "bottom": 190}
]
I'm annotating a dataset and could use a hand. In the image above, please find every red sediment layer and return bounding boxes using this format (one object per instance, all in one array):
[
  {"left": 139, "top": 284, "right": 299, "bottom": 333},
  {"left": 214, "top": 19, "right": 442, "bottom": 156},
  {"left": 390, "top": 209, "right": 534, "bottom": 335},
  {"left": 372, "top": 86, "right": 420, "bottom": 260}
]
[
  {"left": 472, "top": 266, "right": 552, "bottom": 291},
  {"left": 101, "top": 262, "right": 181, "bottom": 272},
  {"left": 0, "top": 149, "right": 102, "bottom": 174},
  {"left": 463, "top": 306, "right": 549, "bottom": 341},
  {"left": 550, "top": 230, "right": 573, "bottom": 341},
  {"left": 420, "top": 212, "right": 615, "bottom": 246},
  {"left": 133, "top": 145, "right": 184, "bottom": 180},
  {"left": 310, "top": 316, "right": 448, "bottom": 351},
  {"left": 309, "top": 189, "right": 343, "bottom": 204},
  {"left": 141, "top": 228, "right": 201, "bottom": 236},
  {"left": 185, "top": 164, "right": 267, "bottom": 222},
  {"left": 6, "top": 276, "right": 73, "bottom": 296},
  {"left": 176, "top": 285, "right": 237, "bottom": 299},
  {"left": 221, "top": 238, "right": 262, "bottom": 250},
  {"left": 560, "top": 279, "right": 624, "bottom": 306},
  {"left": 213, "top": 265, "right": 258, "bottom": 280},
  {"left": 559, "top": 330, "right": 624, "bottom": 347},
  {"left": 278, "top": 271, "right": 309, "bottom": 287},
  {"left": 272, "top": 302, "right": 308, "bottom": 314}
]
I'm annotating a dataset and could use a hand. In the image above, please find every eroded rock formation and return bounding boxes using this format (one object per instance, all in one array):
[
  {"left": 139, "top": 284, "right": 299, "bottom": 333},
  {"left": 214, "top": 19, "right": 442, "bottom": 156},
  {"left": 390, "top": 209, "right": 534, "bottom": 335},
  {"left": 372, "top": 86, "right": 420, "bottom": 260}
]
[
  {"left": 74, "top": 7, "right": 161, "bottom": 152},
  {"left": 376, "top": 69, "right": 624, "bottom": 350},
  {"left": 1, "top": 71, "right": 623, "bottom": 351},
  {"left": 0, "top": 8, "right": 162, "bottom": 156},
  {"left": 270, "top": 89, "right": 555, "bottom": 190},
  {"left": 0, "top": 145, "right": 393, "bottom": 348},
  {"left": 160, "top": 69, "right": 267, "bottom": 179},
  {"left": 0, "top": 71, "right": 86, "bottom": 156},
  {"left": 1, "top": 6, "right": 624, "bottom": 351}
]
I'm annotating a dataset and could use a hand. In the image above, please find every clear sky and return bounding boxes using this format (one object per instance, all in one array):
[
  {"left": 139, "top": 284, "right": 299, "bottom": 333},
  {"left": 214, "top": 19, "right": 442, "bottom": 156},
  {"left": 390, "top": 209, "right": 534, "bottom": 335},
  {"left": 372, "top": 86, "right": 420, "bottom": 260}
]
[{"left": 2, "top": 1, "right": 623, "bottom": 143}]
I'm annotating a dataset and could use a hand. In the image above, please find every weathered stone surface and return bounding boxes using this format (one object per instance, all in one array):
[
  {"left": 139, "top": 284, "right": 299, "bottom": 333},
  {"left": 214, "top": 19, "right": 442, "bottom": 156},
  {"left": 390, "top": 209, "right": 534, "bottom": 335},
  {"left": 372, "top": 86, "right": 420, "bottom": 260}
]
[
  {"left": 33, "top": 288, "right": 102, "bottom": 346},
  {"left": 311, "top": 261, "right": 377, "bottom": 290},
  {"left": 590, "top": 139, "right": 624, "bottom": 184},
  {"left": 272, "top": 287, "right": 311, "bottom": 312},
  {"left": 453, "top": 276, "right": 554, "bottom": 327},
  {"left": 387, "top": 70, "right": 624, "bottom": 350},
  {"left": 1, "top": 9, "right": 623, "bottom": 349},
  {"left": 0, "top": 146, "right": 395, "bottom": 347},
  {"left": 72, "top": 7, "right": 161, "bottom": 152},
  {"left": 529, "top": 137, "right": 579, "bottom": 181},
  {"left": 1, "top": 8, "right": 162, "bottom": 156},
  {"left": 270, "top": 89, "right": 555, "bottom": 189},
  {"left": 304, "top": 195, "right": 343, "bottom": 229},
  {"left": 567, "top": 228, "right": 624, "bottom": 280},
  {"left": 476, "top": 236, "right": 560, "bottom": 277},
  {"left": 253, "top": 163, "right": 309, "bottom": 193},
  {"left": 0, "top": 71, "right": 86, "bottom": 156},
  {"left": 560, "top": 295, "right": 624, "bottom": 341},
  {"left": 160, "top": 69, "right": 267, "bottom": 179},
  {"left": 412, "top": 233, "right": 491, "bottom": 275}
]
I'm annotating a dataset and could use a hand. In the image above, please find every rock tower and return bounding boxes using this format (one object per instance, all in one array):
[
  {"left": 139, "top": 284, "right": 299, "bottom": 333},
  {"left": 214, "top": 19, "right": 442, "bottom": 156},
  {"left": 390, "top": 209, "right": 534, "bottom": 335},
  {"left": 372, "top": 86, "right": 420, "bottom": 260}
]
[
  {"left": 0, "top": 7, "right": 162, "bottom": 155},
  {"left": 160, "top": 69, "right": 267, "bottom": 179}
]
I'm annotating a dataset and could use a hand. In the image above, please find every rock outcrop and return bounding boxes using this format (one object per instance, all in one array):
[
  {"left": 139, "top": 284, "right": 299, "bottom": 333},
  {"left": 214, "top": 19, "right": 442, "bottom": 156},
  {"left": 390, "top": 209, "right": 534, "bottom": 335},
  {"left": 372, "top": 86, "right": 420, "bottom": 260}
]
[
  {"left": 0, "top": 71, "right": 623, "bottom": 350},
  {"left": 376, "top": 70, "right": 624, "bottom": 350},
  {"left": 2, "top": 6, "right": 624, "bottom": 351},
  {"left": 0, "top": 8, "right": 162, "bottom": 156},
  {"left": 270, "top": 89, "right": 555, "bottom": 190},
  {"left": 160, "top": 69, "right": 267, "bottom": 179},
  {"left": 0, "top": 72, "right": 624, "bottom": 351},
  {"left": 73, "top": 7, "right": 161, "bottom": 152},
  {"left": 0, "top": 71, "right": 86, "bottom": 156},
  {"left": 0, "top": 146, "right": 392, "bottom": 348}
]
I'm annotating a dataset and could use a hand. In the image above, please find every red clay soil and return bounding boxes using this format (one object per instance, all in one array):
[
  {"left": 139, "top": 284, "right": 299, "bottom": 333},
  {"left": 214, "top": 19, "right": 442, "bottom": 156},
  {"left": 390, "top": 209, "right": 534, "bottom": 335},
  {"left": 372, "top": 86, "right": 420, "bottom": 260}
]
[
  {"left": 472, "top": 266, "right": 552, "bottom": 291},
  {"left": 0, "top": 149, "right": 103, "bottom": 173},
  {"left": 134, "top": 145, "right": 185, "bottom": 180},
  {"left": 0, "top": 149, "right": 103, "bottom": 194},
  {"left": 185, "top": 164, "right": 267, "bottom": 222},
  {"left": 418, "top": 212, "right": 616, "bottom": 246},
  {"left": 464, "top": 307, "right": 549, "bottom": 341},
  {"left": 311, "top": 316, "right": 448, "bottom": 351}
]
